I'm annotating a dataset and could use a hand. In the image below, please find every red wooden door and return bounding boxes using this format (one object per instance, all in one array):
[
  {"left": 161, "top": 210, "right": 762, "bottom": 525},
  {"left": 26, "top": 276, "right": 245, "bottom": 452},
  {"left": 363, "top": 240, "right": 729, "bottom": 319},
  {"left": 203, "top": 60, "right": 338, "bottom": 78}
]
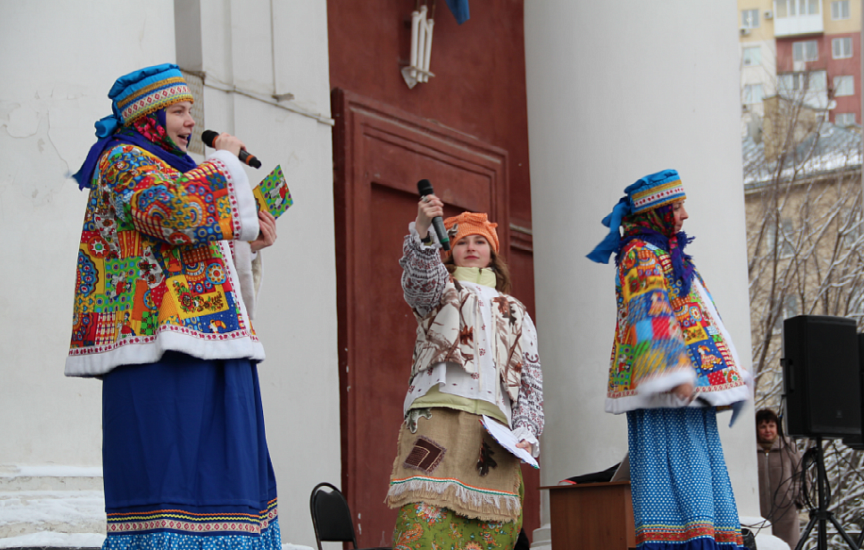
[{"left": 333, "top": 88, "right": 512, "bottom": 545}]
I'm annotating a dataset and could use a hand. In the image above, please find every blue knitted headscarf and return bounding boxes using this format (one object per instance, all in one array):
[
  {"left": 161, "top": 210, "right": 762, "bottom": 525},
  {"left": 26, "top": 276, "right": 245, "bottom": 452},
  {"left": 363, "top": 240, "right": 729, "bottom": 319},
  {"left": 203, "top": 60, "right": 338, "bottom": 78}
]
[
  {"left": 587, "top": 169, "right": 696, "bottom": 295},
  {"left": 72, "top": 63, "right": 197, "bottom": 190}
]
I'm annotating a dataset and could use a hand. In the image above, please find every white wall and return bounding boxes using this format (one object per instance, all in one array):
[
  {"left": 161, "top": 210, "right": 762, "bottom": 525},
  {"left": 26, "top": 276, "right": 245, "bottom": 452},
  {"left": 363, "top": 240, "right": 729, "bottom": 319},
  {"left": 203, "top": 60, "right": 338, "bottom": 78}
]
[
  {"left": 1, "top": 1, "right": 340, "bottom": 547},
  {"left": 524, "top": 0, "right": 760, "bottom": 533},
  {"left": 0, "top": 0, "right": 178, "bottom": 470}
]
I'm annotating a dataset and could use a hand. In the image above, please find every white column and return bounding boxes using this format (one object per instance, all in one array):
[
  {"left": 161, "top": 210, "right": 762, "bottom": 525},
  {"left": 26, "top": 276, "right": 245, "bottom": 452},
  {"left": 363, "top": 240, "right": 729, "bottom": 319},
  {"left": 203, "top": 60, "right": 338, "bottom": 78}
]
[
  {"left": 0, "top": 0, "right": 176, "bottom": 471},
  {"left": 525, "top": 1, "right": 760, "bottom": 545},
  {"left": 183, "top": 1, "right": 341, "bottom": 547}
]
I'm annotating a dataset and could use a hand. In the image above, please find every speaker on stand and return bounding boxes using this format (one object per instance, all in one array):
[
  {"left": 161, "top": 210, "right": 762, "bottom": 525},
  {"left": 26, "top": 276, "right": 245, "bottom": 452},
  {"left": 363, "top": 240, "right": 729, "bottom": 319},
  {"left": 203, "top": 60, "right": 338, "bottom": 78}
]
[
  {"left": 842, "top": 334, "right": 864, "bottom": 451},
  {"left": 781, "top": 315, "right": 862, "bottom": 550}
]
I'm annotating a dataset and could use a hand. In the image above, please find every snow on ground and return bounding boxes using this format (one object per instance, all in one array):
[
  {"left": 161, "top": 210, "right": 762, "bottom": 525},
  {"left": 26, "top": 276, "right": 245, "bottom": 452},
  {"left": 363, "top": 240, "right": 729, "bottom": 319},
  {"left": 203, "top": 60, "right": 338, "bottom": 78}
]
[
  {"left": 0, "top": 491, "right": 105, "bottom": 526},
  {"left": 0, "top": 467, "right": 103, "bottom": 479},
  {"left": 0, "top": 532, "right": 105, "bottom": 549},
  {"left": 740, "top": 515, "right": 791, "bottom": 550}
]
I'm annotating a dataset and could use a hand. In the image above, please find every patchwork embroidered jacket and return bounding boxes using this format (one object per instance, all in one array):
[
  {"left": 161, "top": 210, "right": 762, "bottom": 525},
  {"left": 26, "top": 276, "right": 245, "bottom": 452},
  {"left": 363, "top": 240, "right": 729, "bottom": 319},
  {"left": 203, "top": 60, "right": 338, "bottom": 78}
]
[
  {"left": 410, "top": 277, "right": 527, "bottom": 403},
  {"left": 606, "top": 240, "right": 750, "bottom": 413},
  {"left": 65, "top": 145, "right": 264, "bottom": 377},
  {"left": 400, "top": 224, "right": 544, "bottom": 442}
]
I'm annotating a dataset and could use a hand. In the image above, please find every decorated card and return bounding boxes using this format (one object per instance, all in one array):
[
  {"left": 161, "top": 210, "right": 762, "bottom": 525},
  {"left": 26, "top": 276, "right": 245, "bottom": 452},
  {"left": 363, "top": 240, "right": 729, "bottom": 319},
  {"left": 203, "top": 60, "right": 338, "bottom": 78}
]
[{"left": 253, "top": 165, "right": 293, "bottom": 219}]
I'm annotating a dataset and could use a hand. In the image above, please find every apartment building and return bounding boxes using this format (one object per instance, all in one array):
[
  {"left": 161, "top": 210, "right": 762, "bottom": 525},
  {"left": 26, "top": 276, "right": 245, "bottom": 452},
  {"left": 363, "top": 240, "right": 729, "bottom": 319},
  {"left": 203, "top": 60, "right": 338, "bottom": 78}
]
[{"left": 739, "top": 0, "right": 861, "bottom": 125}]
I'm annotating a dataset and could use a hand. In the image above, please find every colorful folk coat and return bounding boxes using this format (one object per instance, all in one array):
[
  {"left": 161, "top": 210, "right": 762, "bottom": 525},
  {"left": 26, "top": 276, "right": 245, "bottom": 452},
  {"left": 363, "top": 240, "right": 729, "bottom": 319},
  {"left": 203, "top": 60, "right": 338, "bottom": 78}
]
[
  {"left": 606, "top": 240, "right": 750, "bottom": 413},
  {"left": 65, "top": 145, "right": 263, "bottom": 377}
]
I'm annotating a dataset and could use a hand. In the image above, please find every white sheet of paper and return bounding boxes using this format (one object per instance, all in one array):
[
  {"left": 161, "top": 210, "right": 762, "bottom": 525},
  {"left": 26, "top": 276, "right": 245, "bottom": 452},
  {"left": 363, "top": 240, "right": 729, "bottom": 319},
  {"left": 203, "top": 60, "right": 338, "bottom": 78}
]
[{"left": 481, "top": 415, "right": 539, "bottom": 469}]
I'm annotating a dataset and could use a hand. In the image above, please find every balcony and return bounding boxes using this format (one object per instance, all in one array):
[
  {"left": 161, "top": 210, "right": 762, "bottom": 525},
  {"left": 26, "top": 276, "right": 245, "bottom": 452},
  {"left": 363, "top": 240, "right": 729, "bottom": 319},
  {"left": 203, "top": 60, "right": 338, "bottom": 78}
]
[
  {"left": 773, "top": 0, "right": 824, "bottom": 37},
  {"left": 774, "top": 14, "right": 824, "bottom": 36}
]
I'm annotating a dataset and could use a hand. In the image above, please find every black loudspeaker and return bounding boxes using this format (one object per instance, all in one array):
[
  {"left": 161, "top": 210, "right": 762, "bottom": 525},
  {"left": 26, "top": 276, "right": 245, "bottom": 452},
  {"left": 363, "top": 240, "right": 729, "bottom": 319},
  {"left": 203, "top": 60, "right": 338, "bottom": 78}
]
[
  {"left": 782, "top": 315, "right": 861, "bottom": 438},
  {"left": 843, "top": 334, "right": 864, "bottom": 450}
]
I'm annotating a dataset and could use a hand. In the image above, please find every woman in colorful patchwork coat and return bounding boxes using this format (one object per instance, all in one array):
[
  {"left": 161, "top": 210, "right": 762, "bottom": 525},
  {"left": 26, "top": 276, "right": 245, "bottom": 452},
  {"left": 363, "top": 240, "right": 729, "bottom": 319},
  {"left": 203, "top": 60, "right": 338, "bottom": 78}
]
[
  {"left": 588, "top": 170, "right": 752, "bottom": 550},
  {"left": 386, "top": 197, "right": 544, "bottom": 548},
  {"left": 67, "top": 64, "right": 281, "bottom": 550}
]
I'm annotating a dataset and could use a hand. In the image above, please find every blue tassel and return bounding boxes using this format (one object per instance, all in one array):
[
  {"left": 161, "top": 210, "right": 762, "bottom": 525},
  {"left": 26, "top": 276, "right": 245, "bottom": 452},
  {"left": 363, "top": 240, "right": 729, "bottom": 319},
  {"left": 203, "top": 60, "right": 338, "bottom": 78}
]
[
  {"left": 587, "top": 197, "right": 631, "bottom": 264},
  {"left": 445, "top": 0, "right": 470, "bottom": 24}
]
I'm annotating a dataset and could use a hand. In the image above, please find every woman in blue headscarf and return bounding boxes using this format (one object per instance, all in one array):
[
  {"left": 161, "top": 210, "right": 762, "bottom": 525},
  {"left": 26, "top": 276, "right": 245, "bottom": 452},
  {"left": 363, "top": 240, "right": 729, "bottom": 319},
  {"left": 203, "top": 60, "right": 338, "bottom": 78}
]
[
  {"left": 67, "top": 64, "right": 280, "bottom": 550},
  {"left": 588, "top": 170, "right": 752, "bottom": 550}
]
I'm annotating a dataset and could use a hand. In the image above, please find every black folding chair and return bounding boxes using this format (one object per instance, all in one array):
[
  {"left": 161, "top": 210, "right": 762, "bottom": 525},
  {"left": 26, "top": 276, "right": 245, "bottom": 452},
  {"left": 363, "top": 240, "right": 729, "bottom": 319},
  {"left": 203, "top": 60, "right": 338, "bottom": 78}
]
[{"left": 309, "top": 482, "right": 391, "bottom": 550}]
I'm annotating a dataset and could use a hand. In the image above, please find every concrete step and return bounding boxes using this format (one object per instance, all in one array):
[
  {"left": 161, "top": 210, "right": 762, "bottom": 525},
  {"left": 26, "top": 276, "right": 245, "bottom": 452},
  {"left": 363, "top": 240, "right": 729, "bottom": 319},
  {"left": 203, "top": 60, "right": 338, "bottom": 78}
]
[
  {"left": 0, "top": 467, "right": 105, "bottom": 544},
  {"left": 0, "top": 531, "right": 104, "bottom": 550},
  {"left": 0, "top": 467, "right": 102, "bottom": 493},
  {"left": 0, "top": 490, "right": 105, "bottom": 539}
]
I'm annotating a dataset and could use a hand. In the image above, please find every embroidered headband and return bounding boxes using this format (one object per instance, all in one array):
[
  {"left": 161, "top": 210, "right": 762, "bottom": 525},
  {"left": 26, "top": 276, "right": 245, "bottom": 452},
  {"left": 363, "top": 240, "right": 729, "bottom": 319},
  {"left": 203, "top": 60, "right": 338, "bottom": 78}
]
[
  {"left": 443, "top": 212, "right": 500, "bottom": 253},
  {"left": 93, "top": 63, "right": 194, "bottom": 139},
  {"left": 587, "top": 169, "right": 686, "bottom": 264}
]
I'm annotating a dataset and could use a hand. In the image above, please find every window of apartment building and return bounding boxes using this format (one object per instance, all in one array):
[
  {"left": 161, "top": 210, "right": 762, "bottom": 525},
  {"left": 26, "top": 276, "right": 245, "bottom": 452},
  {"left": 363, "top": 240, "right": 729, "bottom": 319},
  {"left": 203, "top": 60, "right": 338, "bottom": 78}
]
[
  {"left": 779, "top": 70, "right": 826, "bottom": 93},
  {"left": 777, "top": 0, "right": 819, "bottom": 17},
  {"left": 832, "top": 37, "right": 853, "bottom": 59},
  {"left": 834, "top": 75, "right": 855, "bottom": 96},
  {"left": 779, "top": 72, "right": 805, "bottom": 92},
  {"left": 831, "top": 0, "right": 850, "bottom": 19},
  {"left": 836, "top": 112, "right": 856, "bottom": 126},
  {"left": 766, "top": 217, "right": 795, "bottom": 258},
  {"left": 744, "top": 84, "right": 764, "bottom": 104},
  {"left": 809, "top": 70, "right": 827, "bottom": 91},
  {"left": 741, "top": 9, "right": 760, "bottom": 28},
  {"left": 843, "top": 210, "right": 862, "bottom": 246},
  {"left": 774, "top": 294, "right": 799, "bottom": 332},
  {"left": 793, "top": 40, "right": 819, "bottom": 62},
  {"left": 743, "top": 46, "right": 762, "bottom": 66}
]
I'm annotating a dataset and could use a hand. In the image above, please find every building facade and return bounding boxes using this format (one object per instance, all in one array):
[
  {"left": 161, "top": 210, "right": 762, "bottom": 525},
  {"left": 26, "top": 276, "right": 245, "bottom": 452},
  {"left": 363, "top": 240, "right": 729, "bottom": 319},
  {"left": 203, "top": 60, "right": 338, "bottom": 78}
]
[
  {"left": 1, "top": 1, "right": 759, "bottom": 548},
  {"left": 739, "top": 0, "right": 862, "bottom": 126}
]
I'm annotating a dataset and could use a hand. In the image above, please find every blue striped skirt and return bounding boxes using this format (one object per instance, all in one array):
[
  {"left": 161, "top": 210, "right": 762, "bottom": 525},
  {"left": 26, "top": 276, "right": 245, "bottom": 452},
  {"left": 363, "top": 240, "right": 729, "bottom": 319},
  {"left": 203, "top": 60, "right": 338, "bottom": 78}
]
[
  {"left": 100, "top": 352, "right": 280, "bottom": 550},
  {"left": 627, "top": 408, "right": 744, "bottom": 550}
]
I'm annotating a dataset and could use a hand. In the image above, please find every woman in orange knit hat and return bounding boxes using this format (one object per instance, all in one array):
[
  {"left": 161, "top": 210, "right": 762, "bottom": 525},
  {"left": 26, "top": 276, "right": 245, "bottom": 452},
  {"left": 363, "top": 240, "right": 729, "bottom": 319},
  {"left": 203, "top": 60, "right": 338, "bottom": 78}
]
[{"left": 386, "top": 195, "right": 544, "bottom": 547}]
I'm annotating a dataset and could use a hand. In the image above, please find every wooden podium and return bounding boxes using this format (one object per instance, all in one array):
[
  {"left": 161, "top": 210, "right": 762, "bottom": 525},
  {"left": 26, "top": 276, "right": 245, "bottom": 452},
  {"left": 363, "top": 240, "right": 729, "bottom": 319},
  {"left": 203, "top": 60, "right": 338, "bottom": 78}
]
[{"left": 540, "top": 481, "right": 636, "bottom": 549}]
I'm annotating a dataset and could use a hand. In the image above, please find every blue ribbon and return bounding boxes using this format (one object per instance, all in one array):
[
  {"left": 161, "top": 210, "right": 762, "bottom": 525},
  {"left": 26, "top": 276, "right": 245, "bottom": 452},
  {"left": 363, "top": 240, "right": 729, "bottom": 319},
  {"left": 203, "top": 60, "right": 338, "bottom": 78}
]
[
  {"left": 586, "top": 197, "right": 631, "bottom": 264},
  {"left": 71, "top": 115, "right": 120, "bottom": 190},
  {"left": 94, "top": 114, "right": 120, "bottom": 138},
  {"left": 445, "top": 0, "right": 470, "bottom": 24}
]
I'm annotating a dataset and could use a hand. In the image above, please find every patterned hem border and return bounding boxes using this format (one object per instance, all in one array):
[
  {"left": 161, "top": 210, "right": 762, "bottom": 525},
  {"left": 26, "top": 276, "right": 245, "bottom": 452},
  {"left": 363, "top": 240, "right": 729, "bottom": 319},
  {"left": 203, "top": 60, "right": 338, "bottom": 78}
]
[
  {"left": 108, "top": 502, "right": 277, "bottom": 536},
  {"left": 389, "top": 475, "right": 519, "bottom": 499},
  {"left": 69, "top": 324, "right": 259, "bottom": 356},
  {"left": 608, "top": 378, "right": 747, "bottom": 399},
  {"left": 636, "top": 522, "right": 743, "bottom": 544}
]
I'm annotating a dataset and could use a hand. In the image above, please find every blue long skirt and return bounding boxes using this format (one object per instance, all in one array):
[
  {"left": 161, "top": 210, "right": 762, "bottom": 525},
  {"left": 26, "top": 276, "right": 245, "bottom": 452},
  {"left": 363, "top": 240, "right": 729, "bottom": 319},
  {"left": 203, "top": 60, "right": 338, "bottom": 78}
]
[
  {"left": 101, "top": 351, "right": 280, "bottom": 550},
  {"left": 627, "top": 408, "right": 744, "bottom": 550}
]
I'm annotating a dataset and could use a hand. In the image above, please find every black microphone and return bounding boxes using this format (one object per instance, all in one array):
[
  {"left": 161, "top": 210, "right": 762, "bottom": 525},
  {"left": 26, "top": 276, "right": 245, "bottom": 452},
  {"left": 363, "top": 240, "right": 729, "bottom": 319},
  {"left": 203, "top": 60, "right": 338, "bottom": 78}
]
[
  {"left": 201, "top": 130, "right": 262, "bottom": 169},
  {"left": 417, "top": 179, "right": 450, "bottom": 250}
]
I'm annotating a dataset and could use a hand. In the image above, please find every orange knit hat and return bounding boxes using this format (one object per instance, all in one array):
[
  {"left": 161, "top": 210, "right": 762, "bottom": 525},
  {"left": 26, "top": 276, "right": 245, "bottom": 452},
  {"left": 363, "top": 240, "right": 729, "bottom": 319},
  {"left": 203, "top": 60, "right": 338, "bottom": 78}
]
[{"left": 443, "top": 212, "right": 500, "bottom": 253}]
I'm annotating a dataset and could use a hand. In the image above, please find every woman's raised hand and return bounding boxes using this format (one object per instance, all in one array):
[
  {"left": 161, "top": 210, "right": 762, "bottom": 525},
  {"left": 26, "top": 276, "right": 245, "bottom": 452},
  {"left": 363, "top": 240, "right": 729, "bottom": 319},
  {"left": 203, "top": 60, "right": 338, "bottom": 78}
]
[
  {"left": 415, "top": 195, "right": 444, "bottom": 240},
  {"left": 213, "top": 132, "right": 246, "bottom": 158}
]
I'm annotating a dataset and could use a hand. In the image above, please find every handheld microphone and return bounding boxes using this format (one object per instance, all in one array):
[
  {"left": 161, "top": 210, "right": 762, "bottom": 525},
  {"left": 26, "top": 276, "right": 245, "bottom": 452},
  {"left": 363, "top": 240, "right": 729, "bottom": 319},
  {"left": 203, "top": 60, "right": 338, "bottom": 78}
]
[
  {"left": 201, "top": 130, "right": 262, "bottom": 169},
  {"left": 417, "top": 179, "right": 450, "bottom": 250}
]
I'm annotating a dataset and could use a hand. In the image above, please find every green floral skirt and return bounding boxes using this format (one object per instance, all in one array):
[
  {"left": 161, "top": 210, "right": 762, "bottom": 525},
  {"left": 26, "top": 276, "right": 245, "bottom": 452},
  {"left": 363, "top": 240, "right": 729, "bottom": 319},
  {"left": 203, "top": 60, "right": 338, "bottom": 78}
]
[{"left": 392, "top": 477, "right": 524, "bottom": 550}]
